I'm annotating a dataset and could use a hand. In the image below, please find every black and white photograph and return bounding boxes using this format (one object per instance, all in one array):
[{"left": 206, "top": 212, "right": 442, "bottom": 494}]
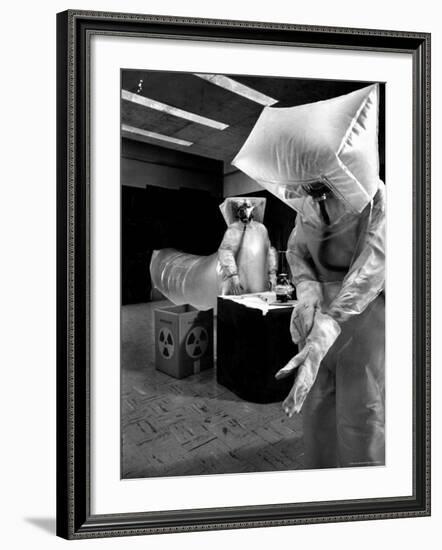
[
  {"left": 1, "top": 0, "right": 437, "bottom": 546},
  {"left": 120, "top": 70, "right": 386, "bottom": 479}
]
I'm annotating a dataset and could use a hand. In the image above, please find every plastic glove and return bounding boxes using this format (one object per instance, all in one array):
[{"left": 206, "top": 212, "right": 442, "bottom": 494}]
[
  {"left": 228, "top": 275, "right": 243, "bottom": 295},
  {"left": 275, "top": 310, "right": 341, "bottom": 416},
  {"left": 290, "top": 281, "right": 323, "bottom": 343},
  {"left": 290, "top": 302, "right": 317, "bottom": 345}
]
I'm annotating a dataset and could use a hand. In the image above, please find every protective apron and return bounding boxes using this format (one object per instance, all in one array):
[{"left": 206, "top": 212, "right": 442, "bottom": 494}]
[{"left": 232, "top": 83, "right": 385, "bottom": 468}]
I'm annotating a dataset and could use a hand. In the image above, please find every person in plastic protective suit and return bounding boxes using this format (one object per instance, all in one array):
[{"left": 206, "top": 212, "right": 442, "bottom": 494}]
[
  {"left": 218, "top": 197, "right": 278, "bottom": 296},
  {"left": 232, "top": 83, "right": 385, "bottom": 469},
  {"left": 149, "top": 197, "right": 277, "bottom": 311}
]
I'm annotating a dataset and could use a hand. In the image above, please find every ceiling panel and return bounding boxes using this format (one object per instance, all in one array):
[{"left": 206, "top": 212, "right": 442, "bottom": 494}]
[
  {"left": 231, "top": 75, "right": 373, "bottom": 107},
  {"left": 121, "top": 71, "right": 381, "bottom": 174},
  {"left": 122, "top": 70, "right": 263, "bottom": 126},
  {"left": 121, "top": 100, "right": 214, "bottom": 143}
]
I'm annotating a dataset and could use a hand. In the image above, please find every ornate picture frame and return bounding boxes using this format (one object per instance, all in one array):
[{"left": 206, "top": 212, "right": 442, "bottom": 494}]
[{"left": 56, "top": 10, "right": 430, "bottom": 539}]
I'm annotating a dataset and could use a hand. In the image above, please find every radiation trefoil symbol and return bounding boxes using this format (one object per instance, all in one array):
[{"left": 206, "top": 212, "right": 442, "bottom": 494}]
[
  {"left": 185, "top": 326, "right": 208, "bottom": 359},
  {"left": 158, "top": 327, "right": 175, "bottom": 359}
]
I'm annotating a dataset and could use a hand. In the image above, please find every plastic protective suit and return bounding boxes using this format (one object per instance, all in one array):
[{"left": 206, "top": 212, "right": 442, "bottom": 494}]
[
  {"left": 232, "top": 83, "right": 385, "bottom": 469},
  {"left": 218, "top": 197, "right": 278, "bottom": 296},
  {"left": 150, "top": 197, "right": 277, "bottom": 311}
]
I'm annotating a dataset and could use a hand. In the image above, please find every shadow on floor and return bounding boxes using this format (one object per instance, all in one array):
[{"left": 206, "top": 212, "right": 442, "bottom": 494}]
[{"left": 24, "top": 517, "right": 56, "bottom": 535}]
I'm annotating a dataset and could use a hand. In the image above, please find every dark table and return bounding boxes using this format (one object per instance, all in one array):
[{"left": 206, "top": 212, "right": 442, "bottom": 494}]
[{"left": 216, "top": 296, "right": 297, "bottom": 404}]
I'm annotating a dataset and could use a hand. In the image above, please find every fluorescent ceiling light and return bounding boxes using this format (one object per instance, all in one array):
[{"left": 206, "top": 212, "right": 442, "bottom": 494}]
[
  {"left": 195, "top": 74, "right": 278, "bottom": 106},
  {"left": 122, "top": 124, "right": 193, "bottom": 146},
  {"left": 122, "top": 90, "right": 228, "bottom": 130}
]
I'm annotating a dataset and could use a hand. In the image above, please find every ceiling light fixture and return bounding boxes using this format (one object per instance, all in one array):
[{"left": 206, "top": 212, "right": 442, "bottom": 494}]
[
  {"left": 122, "top": 124, "right": 193, "bottom": 146},
  {"left": 195, "top": 74, "right": 278, "bottom": 106},
  {"left": 122, "top": 90, "right": 229, "bottom": 130}
]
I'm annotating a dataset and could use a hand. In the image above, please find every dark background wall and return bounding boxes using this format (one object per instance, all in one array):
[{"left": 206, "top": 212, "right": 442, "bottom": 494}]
[{"left": 122, "top": 139, "right": 226, "bottom": 304}]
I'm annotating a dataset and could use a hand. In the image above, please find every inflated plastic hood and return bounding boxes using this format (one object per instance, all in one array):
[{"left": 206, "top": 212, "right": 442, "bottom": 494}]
[{"left": 232, "top": 84, "right": 380, "bottom": 213}]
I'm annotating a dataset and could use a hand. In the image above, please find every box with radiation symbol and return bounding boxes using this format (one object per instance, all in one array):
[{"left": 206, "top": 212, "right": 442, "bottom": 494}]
[{"left": 154, "top": 304, "right": 214, "bottom": 379}]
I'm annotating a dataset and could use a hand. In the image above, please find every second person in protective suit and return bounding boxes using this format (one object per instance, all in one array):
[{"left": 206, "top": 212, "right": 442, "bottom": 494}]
[{"left": 218, "top": 197, "right": 278, "bottom": 296}]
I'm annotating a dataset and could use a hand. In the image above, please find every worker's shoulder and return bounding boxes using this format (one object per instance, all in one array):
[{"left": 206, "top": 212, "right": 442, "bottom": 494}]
[{"left": 249, "top": 220, "right": 269, "bottom": 234}]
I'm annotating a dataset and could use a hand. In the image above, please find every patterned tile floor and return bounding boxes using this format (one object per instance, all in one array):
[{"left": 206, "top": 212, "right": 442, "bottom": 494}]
[{"left": 122, "top": 301, "right": 305, "bottom": 479}]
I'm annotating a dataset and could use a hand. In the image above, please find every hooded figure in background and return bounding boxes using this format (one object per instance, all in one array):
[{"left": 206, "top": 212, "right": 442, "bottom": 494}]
[
  {"left": 150, "top": 197, "right": 277, "bottom": 311},
  {"left": 232, "top": 83, "right": 385, "bottom": 469},
  {"left": 218, "top": 197, "right": 278, "bottom": 296}
]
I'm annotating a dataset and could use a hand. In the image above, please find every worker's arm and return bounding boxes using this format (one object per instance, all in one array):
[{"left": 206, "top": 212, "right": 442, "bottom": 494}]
[
  {"left": 278, "top": 215, "right": 342, "bottom": 417},
  {"left": 267, "top": 237, "right": 278, "bottom": 289},
  {"left": 286, "top": 218, "right": 323, "bottom": 303},
  {"left": 218, "top": 224, "right": 243, "bottom": 295},
  {"left": 286, "top": 218, "right": 323, "bottom": 344},
  {"left": 218, "top": 224, "right": 242, "bottom": 277},
  {"left": 268, "top": 245, "right": 278, "bottom": 275},
  {"left": 326, "top": 184, "right": 386, "bottom": 324}
]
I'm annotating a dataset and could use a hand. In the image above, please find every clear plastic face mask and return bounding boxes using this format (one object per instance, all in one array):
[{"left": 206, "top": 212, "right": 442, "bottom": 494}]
[
  {"left": 276, "top": 179, "right": 363, "bottom": 242},
  {"left": 267, "top": 175, "right": 361, "bottom": 216},
  {"left": 236, "top": 202, "right": 255, "bottom": 223},
  {"left": 302, "top": 181, "right": 332, "bottom": 201}
]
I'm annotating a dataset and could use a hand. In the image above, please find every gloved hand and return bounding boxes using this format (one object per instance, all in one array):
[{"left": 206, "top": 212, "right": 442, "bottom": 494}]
[
  {"left": 275, "top": 310, "right": 341, "bottom": 416},
  {"left": 290, "top": 281, "right": 323, "bottom": 344},
  {"left": 228, "top": 274, "right": 243, "bottom": 295}
]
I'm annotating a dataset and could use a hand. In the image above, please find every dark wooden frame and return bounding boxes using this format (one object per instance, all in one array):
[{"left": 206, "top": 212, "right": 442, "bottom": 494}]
[{"left": 56, "top": 9, "right": 431, "bottom": 539}]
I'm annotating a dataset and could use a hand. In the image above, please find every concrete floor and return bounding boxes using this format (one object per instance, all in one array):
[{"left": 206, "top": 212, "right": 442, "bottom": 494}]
[{"left": 121, "top": 301, "right": 305, "bottom": 479}]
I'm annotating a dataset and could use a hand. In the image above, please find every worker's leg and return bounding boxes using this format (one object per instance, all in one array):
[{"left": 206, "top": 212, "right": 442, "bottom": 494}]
[
  {"left": 302, "top": 358, "right": 338, "bottom": 469},
  {"left": 335, "top": 296, "right": 385, "bottom": 468}
]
